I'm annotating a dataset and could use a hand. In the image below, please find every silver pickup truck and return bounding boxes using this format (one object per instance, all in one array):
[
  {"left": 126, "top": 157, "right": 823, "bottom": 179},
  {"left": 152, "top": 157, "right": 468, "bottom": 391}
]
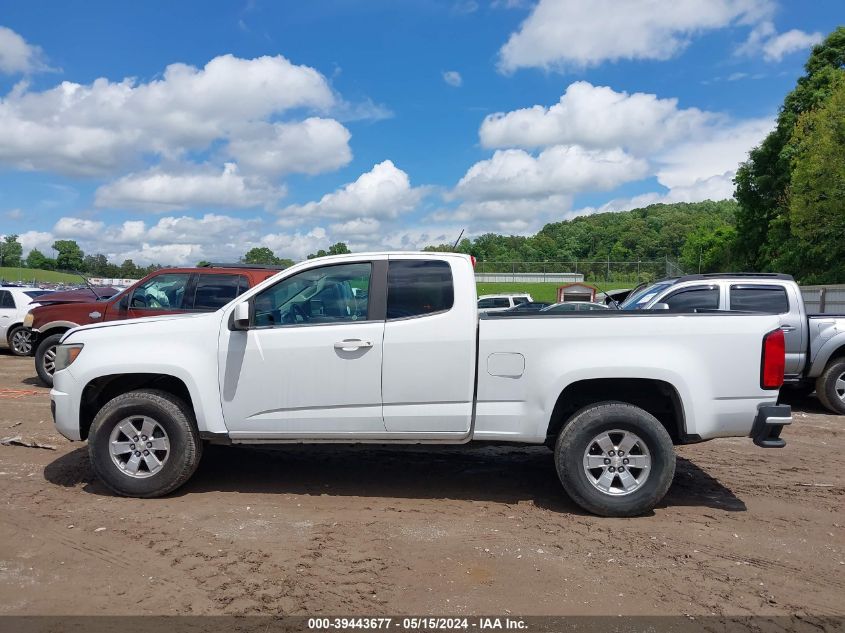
[{"left": 621, "top": 273, "right": 845, "bottom": 414}]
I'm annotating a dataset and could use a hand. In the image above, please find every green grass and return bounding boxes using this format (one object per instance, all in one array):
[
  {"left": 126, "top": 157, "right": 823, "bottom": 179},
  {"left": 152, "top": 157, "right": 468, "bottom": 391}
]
[
  {"left": 0, "top": 267, "right": 83, "bottom": 284},
  {"left": 476, "top": 281, "right": 636, "bottom": 303}
]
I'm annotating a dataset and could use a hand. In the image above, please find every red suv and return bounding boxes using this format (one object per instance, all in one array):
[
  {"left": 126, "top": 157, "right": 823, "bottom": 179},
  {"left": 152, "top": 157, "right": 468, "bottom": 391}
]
[{"left": 25, "top": 264, "right": 281, "bottom": 386}]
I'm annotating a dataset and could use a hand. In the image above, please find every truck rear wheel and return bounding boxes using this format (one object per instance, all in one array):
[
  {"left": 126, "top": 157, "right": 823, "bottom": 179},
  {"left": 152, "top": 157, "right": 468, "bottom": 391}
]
[
  {"left": 554, "top": 402, "right": 675, "bottom": 517},
  {"left": 88, "top": 389, "right": 202, "bottom": 498},
  {"left": 816, "top": 358, "right": 845, "bottom": 415},
  {"left": 35, "top": 333, "right": 63, "bottom": 387}
]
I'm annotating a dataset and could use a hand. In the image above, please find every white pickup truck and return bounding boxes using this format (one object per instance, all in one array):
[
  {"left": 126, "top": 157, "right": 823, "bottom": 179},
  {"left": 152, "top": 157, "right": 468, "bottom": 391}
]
[{"left": 50, "top": 253, "right": 791, "bottom": 517}]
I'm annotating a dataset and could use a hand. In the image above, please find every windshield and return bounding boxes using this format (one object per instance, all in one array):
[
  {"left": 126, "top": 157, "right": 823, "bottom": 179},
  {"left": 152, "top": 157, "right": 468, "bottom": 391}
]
[{"left": 619, "top": 281, "right": 674, "bottom": 310}]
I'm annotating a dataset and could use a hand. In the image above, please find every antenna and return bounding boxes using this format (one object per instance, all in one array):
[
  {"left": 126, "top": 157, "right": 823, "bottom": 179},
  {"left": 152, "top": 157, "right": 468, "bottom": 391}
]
[{"left": 452, "top": 229, "right": 465, "bottom": 250}]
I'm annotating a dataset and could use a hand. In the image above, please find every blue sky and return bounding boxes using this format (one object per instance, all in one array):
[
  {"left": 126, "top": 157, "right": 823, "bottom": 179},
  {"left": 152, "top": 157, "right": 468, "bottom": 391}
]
[{"left": 0, "top": 0, "right": 841, "bottom": 264}]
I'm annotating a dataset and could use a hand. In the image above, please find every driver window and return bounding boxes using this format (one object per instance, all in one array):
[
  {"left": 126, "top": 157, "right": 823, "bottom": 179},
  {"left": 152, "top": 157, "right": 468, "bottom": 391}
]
[
  {"left": 253, "top": 262, "right": 371, "bottom": 327},
  {"left": 129, "top": 273, "right": 190, "bottom": 310}
]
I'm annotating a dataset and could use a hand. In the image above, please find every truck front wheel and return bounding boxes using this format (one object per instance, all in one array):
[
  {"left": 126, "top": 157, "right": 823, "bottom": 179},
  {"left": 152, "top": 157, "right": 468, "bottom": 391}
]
[
  {"left": 816, "top": 358, "right": 845, "bottom": 415},
  {"left": 554, "top": 402, "right": 676, "bottom": 517},
  {"left": 35, "top": 333, "right": 63, "bottom": 387},
  {"left": 88, "top": 389, "right": 203, "bottom": 498}
]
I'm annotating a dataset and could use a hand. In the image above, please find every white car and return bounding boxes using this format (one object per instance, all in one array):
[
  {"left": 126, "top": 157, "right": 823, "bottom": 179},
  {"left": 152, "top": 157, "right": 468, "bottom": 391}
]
[
  {"left": 0, "top": 286, "right": 52, "bottom": 356},
  {"left": 478, "top": 293, "right": 533, "bottom": 313},
  {"left": 50, "top": 253, "right": 790, "bottom": 517}
]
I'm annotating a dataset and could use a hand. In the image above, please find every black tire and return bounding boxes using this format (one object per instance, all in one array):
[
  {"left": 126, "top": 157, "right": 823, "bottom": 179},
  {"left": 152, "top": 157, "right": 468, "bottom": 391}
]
[
  {"left": 815, "top": 358, "right": 845, "bottom": 415},
  {"left": 554, "top": 402, "right": 676, "bottom": 517},
  {"left": 88, "top": 389, "right": 203, "bottom": 497},
  {"left": 7, "top": 325, "right": 33, "bottom": 356},
  {"left": 34, "top": 333, "right": 63, "bottom": 387}
]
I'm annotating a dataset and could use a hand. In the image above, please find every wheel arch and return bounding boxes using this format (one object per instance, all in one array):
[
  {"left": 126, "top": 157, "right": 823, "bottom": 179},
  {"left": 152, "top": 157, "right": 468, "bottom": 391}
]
[
  {"left": 809, "top": 333, "right": 845, "bottom": 378},
  {"left": 546, "top": 378, "right": 688, "bottom": 445},
  {"left": 79, "top": 373, "right": 197, "bottom": 441}
]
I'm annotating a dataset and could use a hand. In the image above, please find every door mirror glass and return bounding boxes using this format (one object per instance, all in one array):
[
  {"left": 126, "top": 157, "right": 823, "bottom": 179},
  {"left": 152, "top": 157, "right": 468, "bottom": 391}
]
[{"left": 233, "top": 301, "right": 251, "bottom": 330}]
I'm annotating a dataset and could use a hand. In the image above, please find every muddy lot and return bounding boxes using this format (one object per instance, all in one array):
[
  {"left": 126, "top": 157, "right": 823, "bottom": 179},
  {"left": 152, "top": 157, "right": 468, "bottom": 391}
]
[{"left": 0, "top": 352, "right": 842, "bottom": 617}]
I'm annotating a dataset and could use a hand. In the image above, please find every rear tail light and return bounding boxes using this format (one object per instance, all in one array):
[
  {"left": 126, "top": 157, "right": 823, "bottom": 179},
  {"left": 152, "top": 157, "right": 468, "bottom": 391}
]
[
  {"left": 470, "top": 256, "right": 477, "bottom": 268},
  {"left": 761, "top": 328, "right": 785, "bottom": 389}
]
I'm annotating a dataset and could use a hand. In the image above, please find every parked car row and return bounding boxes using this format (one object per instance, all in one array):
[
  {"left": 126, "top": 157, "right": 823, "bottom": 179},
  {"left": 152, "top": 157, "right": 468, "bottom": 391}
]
[{"left": 21, "top": 264, "right": 281, "bottom": 386}]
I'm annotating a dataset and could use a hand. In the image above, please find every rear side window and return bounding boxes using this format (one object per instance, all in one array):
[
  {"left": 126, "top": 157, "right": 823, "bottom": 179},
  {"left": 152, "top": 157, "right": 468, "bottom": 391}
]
[
  {"left": 387, "top": 260, "right": 454, "bottom": 319},
  {"left": 663, "top": 286, "right": 719, "bottom": 311},
  {"left": 730, "top": 286, "right": 789, "bottom": 314},
  {"left": 513, "top": 296, "right": 529, "bottom": 305},
  {"left": 192, "top": 274, "right": 248, "bottom": 310},
  {"left": 0, "top": 291, "right": 14, "bottom": 308}
]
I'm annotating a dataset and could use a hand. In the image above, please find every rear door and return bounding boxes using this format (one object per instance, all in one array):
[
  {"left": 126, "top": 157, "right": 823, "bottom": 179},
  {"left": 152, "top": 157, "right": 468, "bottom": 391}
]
[
  {"left": 381, "top": 256, "right": 476, "bottom": 435},
  {"left": 0, "top": 290, "right": 14, "bottom": 340},
  {"left": 189, "top": 273, "right": 249, "bottom": 311},
  {"left": 728, "top": 284, "right": 804, "bottom": 375}
]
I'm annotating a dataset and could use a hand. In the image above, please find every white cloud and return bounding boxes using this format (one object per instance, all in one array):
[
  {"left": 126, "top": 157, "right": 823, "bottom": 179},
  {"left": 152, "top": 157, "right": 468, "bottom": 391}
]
[
  {"left": 590, "top": 173, "right": 738, "bottom": 215},
  {"left": 260, "top": 227, "right": 330, "bottom": 261},
  {"left": 0, "top": 26, "right": 51, "bottom": 75},
  {"left": 17, "top": 230, "right": 54, "bottom": 254},
  {"left": 54, "top": 217, "right": 105, "bottom": 238},
  {"left": 763, "top": 28, "right": 823, "bottom": 62},
  {"left": 328, "top": 218, "right": 382, "bottom": 238},
  {"left": 0, "top": 53, "right": 338, "bottom": 177},
  {"left": 456, "top": 145, "right": 648, "bottom": 201},
  {"left": 4, "top": 208, "right": 22, "bottom": 220},
  {"left": 94, "top": 163, "right": 284, "bottom": 212},
  {"left": 280, "top": 160, "right": 426, "bottom": 223},
  {"left": 479, "top": 81, "right": 713, "bottom": 153},
  {"left": 738, "top": 21, "right": 822, "bottom": 61},
  {"left": 498, "top": 0, "right": 772, "bottom": 72},
  {"left": 443, "top": 71, "right": 463, "bottom": 87},
  {"left": 433, "top": 194, "right": 575, "bottom": 233},
  {"left": 227, "top": 117, "right": 352, "bottom": 176},
  {"left": 654, "top": 117, "right": 772, "bottom": 188}
]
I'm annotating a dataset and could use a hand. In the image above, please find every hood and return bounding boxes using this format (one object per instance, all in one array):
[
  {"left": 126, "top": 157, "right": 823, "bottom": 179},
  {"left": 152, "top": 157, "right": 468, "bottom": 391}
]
[
  {"left": 36, "top": 287, "right": 118, "bottom": 305},
  {"left": 64, "top": 311, "right": 216, "bottom": 339}
]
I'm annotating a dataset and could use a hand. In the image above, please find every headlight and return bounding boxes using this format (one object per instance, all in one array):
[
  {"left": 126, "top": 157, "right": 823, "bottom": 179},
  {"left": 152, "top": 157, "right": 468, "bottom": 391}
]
[
  {"left": 23, "top": 312, "right": 34, "bottom": 328},
  {"left": 54, "top": 344, "right": 84, "bottom": 372}
]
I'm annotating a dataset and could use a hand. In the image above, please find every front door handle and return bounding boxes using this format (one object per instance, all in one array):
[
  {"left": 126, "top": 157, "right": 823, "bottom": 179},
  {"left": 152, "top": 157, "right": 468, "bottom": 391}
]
[
  {"left": 780, "top": 325, "right": 796, "bottom": 332},
  {"left": 334, "top": 339, "right": 373, "bottom": 351}
]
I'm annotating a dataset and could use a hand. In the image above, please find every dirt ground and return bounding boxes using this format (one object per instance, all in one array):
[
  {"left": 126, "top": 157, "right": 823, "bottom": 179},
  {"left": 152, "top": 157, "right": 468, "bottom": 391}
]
[{"left": 0, "top": 351, "right": 843, "bottom": 618}]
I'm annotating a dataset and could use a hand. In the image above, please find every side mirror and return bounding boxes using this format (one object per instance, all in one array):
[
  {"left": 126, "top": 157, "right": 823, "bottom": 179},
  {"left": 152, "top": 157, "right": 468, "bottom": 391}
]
[
  {"left": 652, "top": 302, "right": 670, "bottom": 311},
  {"left": 232, "top": 301, "right": 251, "bottom": 330},
  {"left": 118, "top": 295, "right": 129, "bottom": 311}
]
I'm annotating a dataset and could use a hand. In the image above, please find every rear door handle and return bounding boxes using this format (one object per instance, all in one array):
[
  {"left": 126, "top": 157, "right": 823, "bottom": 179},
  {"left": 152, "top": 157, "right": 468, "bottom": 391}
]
[
  {"left": 780, "top": 325, "right": 796, "bottom": 332},
  {"left": 334, "top": 339, "right": 373, "bottom": 351}
]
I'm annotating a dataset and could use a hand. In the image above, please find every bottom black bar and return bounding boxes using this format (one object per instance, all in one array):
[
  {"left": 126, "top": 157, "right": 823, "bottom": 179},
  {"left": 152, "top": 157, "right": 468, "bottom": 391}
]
[{"left": 0, "top": 616, "right": 841, "bottom": 633}]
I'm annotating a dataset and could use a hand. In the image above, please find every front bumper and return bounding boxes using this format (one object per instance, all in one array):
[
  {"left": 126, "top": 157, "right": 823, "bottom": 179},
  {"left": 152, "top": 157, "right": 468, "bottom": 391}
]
[
  {"left": 50, "top": 369, "right": 82, "bottom": 441},
  {"left": 750, "top": 404, "right": 791, "bottom": 448}
]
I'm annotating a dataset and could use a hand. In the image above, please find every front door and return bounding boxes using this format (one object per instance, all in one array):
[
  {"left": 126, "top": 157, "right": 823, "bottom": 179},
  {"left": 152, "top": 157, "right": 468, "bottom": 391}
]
[
  {"left": 220, "top": 260, "right": 386, "bottom": 437},
  {"left": 105, "top": 272, "right": 193, "bottom": 321}
]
